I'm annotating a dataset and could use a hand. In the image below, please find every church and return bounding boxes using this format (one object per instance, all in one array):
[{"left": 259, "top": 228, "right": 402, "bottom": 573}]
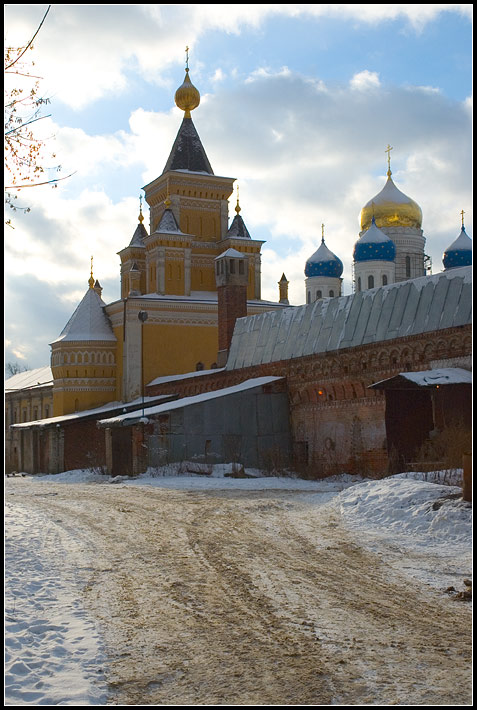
[{"left": 6, "top": 61, "right": 472, "bottom": 477}]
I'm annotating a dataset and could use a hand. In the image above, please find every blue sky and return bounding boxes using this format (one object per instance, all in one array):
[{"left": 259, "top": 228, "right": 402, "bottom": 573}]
[{"left": 4, "top": 4, "right": 473, "bottom": 370}]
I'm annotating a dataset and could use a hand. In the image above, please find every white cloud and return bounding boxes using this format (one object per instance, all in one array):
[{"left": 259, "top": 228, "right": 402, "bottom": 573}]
[
  {"left": 4, "top": 5, "right": 471, "bottom": 368},
  {"left": 4, "top": 5, "right": 471, "bottom": 110},
  {"left": 350, "top": 70, "right": 381, "bottom": 91}
]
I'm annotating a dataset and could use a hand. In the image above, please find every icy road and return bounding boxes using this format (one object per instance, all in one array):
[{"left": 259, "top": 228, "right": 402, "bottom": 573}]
[{"left": 5, "top": 476, "right": 472, "bottom": 705}]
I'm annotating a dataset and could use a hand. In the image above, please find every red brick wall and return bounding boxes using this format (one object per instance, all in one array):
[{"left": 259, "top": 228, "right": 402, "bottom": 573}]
[
  {"left": 146, "top": 324, "right": 471, "bottom": 477},
  {"left": 217, "top": 284, "right": 247, "bottom": 353}
]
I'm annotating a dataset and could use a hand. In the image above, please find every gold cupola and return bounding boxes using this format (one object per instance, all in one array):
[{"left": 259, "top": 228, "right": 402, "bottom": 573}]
[
  {"left": 360, "top": 145, "right": 422, "bottom": 232},
  {"left": 174, "top": 46, "right": 200, "bottom": 118}
]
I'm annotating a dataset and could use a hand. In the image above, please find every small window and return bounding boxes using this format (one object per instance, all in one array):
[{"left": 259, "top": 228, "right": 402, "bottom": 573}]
[
  {"left": 382, "top": 274, "right": 388, "bottom": 286},
  {"left": 316, "top": 290, "right": 322, "bottom": 299},
  {"left": 238, "top": 260, "right": 244, "bottom": 275},
  {"left": 230, "top": 260, "right": 235, "bottom": 274},
  {"left": 357, "top": 277, "right": 361, "bottom": 292},
  {"left": 329, "top": 290, "right": 334, "bottom": 298},
  {"left": 405, "top": 256, "right": 411, "bottom": 277},
  {"left": 307, "top": 291, "right": 311, "bottom": 304},
  {"left": 368, "top": 275, "right": 374, "bottom": 289}
]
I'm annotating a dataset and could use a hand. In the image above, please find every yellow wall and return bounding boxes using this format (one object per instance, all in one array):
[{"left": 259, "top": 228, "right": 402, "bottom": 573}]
[{"left": 142, "top": 321, "right": 219, "bottom": 383}]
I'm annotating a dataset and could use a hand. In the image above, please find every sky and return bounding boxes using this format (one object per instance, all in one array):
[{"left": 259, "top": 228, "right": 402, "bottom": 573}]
[{"left": 4, "top": 4, "right": 473, "bottom": 370}]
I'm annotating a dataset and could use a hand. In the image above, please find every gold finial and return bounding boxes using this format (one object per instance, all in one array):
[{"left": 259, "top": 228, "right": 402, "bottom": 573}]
[
  {"left": 385, "top": 144, "right": 393, "bottom": 177},
  {"left": 175, "top": 48, "right": 200, "bottom": 118},
  {"left": 235, "top": 185, "right": 241, "bottom": 214},
  {"left": 461, "top": 209, "right": 465, "bottom": 228},
  {"left": 321, "top": 223, "right": 325, "bottom": 243},
  {"left": 138, "top": 195, "right": 144, "bottom": 223},
  {"left": 88, "top": 255, "right": 94, "bottom": 289}
]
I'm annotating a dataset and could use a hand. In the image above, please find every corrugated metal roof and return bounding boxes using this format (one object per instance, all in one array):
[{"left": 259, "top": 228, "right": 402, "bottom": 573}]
[
  {"left": 99, "top": 377, "right": 285, "bottom": 427},
  {"left": 226, "top": 266, "right": 472, "bottom": 370}
]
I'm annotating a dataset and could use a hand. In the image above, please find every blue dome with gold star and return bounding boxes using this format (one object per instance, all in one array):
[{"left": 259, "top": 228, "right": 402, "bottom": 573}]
[
  {"left": 353, "top": 216, "right": 396, "bottom": 263},
  {"left": 305, "top": 238, "right": 343, "bottom": 278},
  {"left": 443, "top": 226, "right": 472, "bottom": 270}
]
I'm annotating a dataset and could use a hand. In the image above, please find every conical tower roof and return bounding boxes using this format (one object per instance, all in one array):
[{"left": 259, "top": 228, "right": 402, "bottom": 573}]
[
  {"left": 51, "top": 286, "right": 116, "bottom": 344},
  {"left": 162, "top": 115, "right": 214, "bottom": 175}
]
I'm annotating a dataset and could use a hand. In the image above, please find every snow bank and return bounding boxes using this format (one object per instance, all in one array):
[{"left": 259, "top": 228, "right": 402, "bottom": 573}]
[{"left": 336, "top": 477, "right": 470, "bottom": 543}]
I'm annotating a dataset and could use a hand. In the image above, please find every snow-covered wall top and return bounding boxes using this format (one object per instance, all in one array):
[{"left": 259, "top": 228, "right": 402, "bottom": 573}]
[{"left": 226, "top": 266, "right": 472, "bottom": 370}]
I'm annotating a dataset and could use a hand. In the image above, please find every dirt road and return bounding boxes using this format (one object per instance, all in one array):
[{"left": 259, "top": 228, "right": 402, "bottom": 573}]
[{"left": 7, "top": 479, "right": 472, "bottom": 705}]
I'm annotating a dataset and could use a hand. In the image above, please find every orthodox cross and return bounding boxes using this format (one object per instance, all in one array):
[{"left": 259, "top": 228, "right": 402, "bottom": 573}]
[
  {"left": 385, "top": 144, "right": 393, "bottom": 175},
  {"left": 321, "top": 223, "right": 325, "bottom": 243},
  {"left": 185, "top": 46, "right": 189, "bottom": 71},
  {"left": 461, "top": 209, "right": 465, "bottom": 228}
]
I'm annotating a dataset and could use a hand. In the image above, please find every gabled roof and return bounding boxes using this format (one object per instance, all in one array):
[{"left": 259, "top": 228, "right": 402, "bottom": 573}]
[
  {"left": 51, "top": 288, "right": 117, "bottom": 345},
  {"left": 154, "top": 208, "right": 184, "bottom": 235},
  {"left": 162, "top": 116, "right": 214, "bottom": 175}
]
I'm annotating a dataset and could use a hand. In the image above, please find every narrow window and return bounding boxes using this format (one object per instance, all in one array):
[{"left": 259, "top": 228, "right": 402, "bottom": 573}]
[{"left": 368, "top": 275, "right": 374, "bottom": 289}]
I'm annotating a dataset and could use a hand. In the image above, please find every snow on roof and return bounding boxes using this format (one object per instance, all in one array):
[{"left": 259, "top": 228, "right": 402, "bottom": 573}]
[
  {"left": 215, "top": 248, "right": 245, "bottom": 260},
  {"left": 99, "top": 376, "right": 284, "bottom": 426},
  {"left": 10, "top": 395, "right": 175, "bottom": 429},
  {"left": 5, "top": 366, "right": 53, "bottom": 393},
  {"left": 147, "top": 367, "right": 225, "bottom": 387},
  {"left": 369, "top": 368, "right": 472, "bottom": 390},
  {"left": 226, "top": 266, "right": 472, "bottom": 370},
  {"left": 51, "top": 288, "right": 117, "bottom": 344}
]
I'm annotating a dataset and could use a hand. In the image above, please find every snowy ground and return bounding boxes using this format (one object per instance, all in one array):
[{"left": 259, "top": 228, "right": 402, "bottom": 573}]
[{"left": 5, "top": 466, "right": 472, "bottom": 706}]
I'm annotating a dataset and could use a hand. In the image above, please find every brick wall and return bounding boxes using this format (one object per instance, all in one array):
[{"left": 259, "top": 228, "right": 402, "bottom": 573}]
[{"left": 146, "top": 324, "right": 471, "bottom": 477}]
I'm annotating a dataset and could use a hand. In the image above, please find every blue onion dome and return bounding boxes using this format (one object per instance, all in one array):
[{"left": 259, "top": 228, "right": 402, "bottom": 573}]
[
  {"left": 305, "top": 237, "right": 343, "bottom": 278},
  {"left": 353, "top": 216, "right": 396, "bottom": 263},
  {"left": 443, "top": 225, "right": 472, "bottom": 269}
]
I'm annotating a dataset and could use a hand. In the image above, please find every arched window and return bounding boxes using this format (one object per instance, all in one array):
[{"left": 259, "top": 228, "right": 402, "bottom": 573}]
[
  {"left": 307, "top": 291, "right": 311, "bottom": 304},
  {"left": 357, "top": 277, "right": 361, "bottom": 292},
  {"left": 316, "top": 290, "right": 322, "bottom": 299},
  {"left": 329, "top": 290, "right": 334, "bottom": 298},
  {"left": 382, "top": 274, "right": 388, "bottom": 286},
  {"left": 368, "top": 275, "right": 374, "bottom": 289},
  {"left": 405, "top": 256, "right": 411, "bottom": 277}
]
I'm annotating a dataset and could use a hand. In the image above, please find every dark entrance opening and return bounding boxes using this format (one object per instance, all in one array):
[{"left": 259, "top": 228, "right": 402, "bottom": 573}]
[{"left": 111, "top": 427, "right": 132, "bottom": 477}]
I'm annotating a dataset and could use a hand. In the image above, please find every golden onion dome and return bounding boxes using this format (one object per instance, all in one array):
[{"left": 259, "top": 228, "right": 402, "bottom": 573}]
[
  {"left": 360, "top": 146, "right": 422, "bottom": 231},
  {"left": 360, "top": 174, "right": 422, "bottom": 231},
  {"left": 174, "top": 68, "right": 200, "bottom": 118}
]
